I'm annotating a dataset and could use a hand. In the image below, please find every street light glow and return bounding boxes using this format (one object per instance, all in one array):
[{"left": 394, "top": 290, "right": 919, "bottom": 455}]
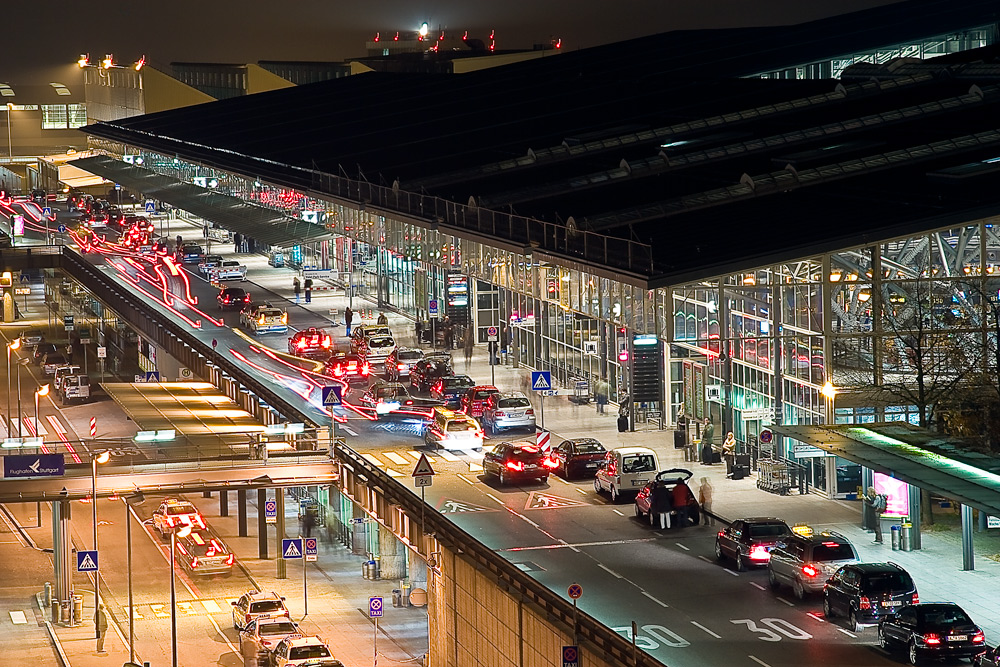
[
  {"left": 77, "top": 54, "right": 89, "bottom": 68},
  {"left": 176, "top": 525, "right": 192, "bottom": 539},
  {"left": 95, "top": 450, "right": 111, "bottom": 464},
  {"left": 101, "top": 54, "right": 114, "bottom": 69},
  {"left": 8, "top": 338, "right": 20, "bottom": 351},
  {"left": 37, "top": 384, "right": 49, "bottom": 398},
  {"left": 821, "top": 381, "right": 837, "bottom": 399}
]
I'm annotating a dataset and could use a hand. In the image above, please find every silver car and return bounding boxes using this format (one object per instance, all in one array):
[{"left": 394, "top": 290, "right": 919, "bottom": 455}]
[
  {"left": 767, "top": 530, "right": 860, "bottom": 599},
  {"left": 482, "top": 392, "right": 536, "bottom": 433}
]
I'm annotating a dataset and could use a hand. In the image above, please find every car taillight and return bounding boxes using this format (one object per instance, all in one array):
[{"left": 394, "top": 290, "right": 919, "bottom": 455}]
[
  {"left": 258, "top": 315, "right": 265, "bottom": 325},
  {"left": 281, "top": 313, "right": 288, "bottom": 324},
  {"left": 322, "top": 337, "right": 331, "bottom": 348},
  {"left": 912, "top": 593, "right": 919, "bottom": 604},
  {"left": 223, "top": 297, "right": 230, "bottom": 303},
  {"left": 333, "top": 366, "right": 344, "bottom": 377},
  {"left": 475, "top": 430, "right": 485, "bottom": 439},
  {"left": 749, "top": 545, "right": 770, "bottom": 560},
  {"left": 858, "top": 596, "right": 871, "bottom": 610},
  {"left": 525, "top": 409, "right": 534, "bottom": 416},
  {"left": 494, "top": 411, "right": 506, "bottom": 418},
  {"left": 923, "top": 633, "right": 941, "bottom": 645},
  {"left": 506, "top": 461, "right": 524, "bottom": 471},
  {"left": 717, "top": 531, "right": 725, "bottom": 537},
  {"left": 244, "top": 296, "right": 251, "bottom": 302},
  {"left": 297, "top": 340, "right": 307, "bottom": 349},
  {"left": 972, "top": 631, "right": 985, "bottom": 643},
  {"left": 398, "top": 363, "right": 406, "bottom": 370},
  {"left": 542, "top": 457, "right": 559, "bottom": 469},
  {"left": 226, "top": 553, "right": 235, "bottom": 566},
  {"left": 801, "top": 564, "right": 819, "bottom": 578},
  {"left": 191, "top": 557, "right": 199, "bottom": 568},
  {"left": 361, "top": 364, "right": 370, "bottom": 375}
]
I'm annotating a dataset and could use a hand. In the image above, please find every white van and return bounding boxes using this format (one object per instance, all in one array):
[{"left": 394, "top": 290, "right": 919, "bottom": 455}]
[{"left": 594, "top": 446, "right": 661, "bottom": 503}]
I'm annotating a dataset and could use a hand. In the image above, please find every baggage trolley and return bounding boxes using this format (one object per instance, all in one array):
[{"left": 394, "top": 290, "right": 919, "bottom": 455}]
[{"left": 756, "top": 459, "right": 792, "bottom": 495}]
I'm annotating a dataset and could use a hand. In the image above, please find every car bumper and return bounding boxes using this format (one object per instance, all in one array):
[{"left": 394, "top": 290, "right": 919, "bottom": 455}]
[
  {"left": 915, "top": 645, "right": 986, "bottom": 660},
  {"left": 567, "top": 461, "right": 603, "bottom": 476},
  {"left": 494, "top": 417, "right": 535, "bottom": 429},
  {"left": 253, "top": 324, "right": 288, "bottom": 334},
  {"left": 187, "top": 563, "right": 234, "bottom": 576},
  {"left": 500, "top": 469, "right": 549, "bottom": 482},
  {"left": 438, "top": 436, "right": 484, "bottom": 451}
]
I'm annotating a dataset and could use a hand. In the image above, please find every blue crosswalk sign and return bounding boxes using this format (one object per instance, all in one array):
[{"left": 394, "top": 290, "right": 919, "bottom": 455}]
[
  {"left": 42, "top": 207, "right": 52, "bottom": 217},
  {"left": 531, "top": 371, "right": 552, "bottom": 391},
  {"left": 282, "top": 538, "right": 303, "bottom": 559},
  {"left": 322, "top": 386, "right": 342, "bottom": 406},
  {"left": 77, "top": 550, "right": 99, "bottom": 572},
  {"left": 145, "top": 371, "right": 160, "bottom": 383},
  {"left": 145, "top": 200, "right": 155, "bottom": 213}
]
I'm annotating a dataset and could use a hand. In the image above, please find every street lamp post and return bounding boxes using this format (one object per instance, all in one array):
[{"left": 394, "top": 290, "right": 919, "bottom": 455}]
[
  {"left": 34, "top": 384, "right": 49, "bottom": 439},
  {"left": 16, "top": 357, "right": 26, "bottom": 436},
  {"left": 169, "top": 524, "right": 192, "bottom": 667},
  {"left": 90, "top": 450, "right": 109, "bottom": 650},
  {"left": 123, "top": 490, "right": 145, "bottom": 663},
  {"left": 5, "top": 102, "right": 12, "bottom": 160},
  {"left": 6, "top": 338, "right": 19, "bottom": 434}
]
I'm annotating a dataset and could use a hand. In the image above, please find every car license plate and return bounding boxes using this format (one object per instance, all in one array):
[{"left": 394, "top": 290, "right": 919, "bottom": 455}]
[
  {"left": 586, "top": 462, "right": 598, "bottom": 468},
  {"left": 882, "top": 601, "right": 902, "bottom": 607},
  {"left": 525, "top": 464, "right": 537, "bottom": 470},
  {"left": 948, "top": 635, "right": 967, "bottom": 642}
]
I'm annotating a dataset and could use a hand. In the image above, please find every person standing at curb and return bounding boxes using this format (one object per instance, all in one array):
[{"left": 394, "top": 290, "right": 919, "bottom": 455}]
[
  {"left": 700, "top": 417, "right": 715, "bottom": 465},
  {"left": 377, "top": 312, "right": 388, "bottom": 326},
  {"left": 95, "top": 602, "right": 108, "bottom": 654},
  {"left": 722, "top": 431, "right": 737, "bottom": 475},
  {"left": 344, "top": 307, "right": 353, "bottom": 336},
  {"left": 865, "top": 486, "right": 888, "bottom": 543},
  {"left": 698, "top": 477, "right": 714, "bottom": 526},
  {"left": 303, "top": 278, "right": 313, "bottom": 303},
  {"left": 463, "top": 328, "right": 475, "bottom": 364},
  {"left": 595, "top": 378, "right": 609, "bottom": 414},
  {"left": 293, "top": 277, "right": 301, "bottom": 303}
]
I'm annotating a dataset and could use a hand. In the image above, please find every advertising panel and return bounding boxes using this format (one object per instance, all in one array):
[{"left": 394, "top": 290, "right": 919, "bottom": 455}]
[{"left": 873, "top": 472, "right": 910, "bottom": 518}]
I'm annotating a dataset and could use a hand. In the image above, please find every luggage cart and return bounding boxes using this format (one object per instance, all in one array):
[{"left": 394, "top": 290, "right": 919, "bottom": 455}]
[
  {"left": 569, "top": 379, "right": 590, "bottom": 405},
  {"left": 756, "top": 459, "right": 792, "bottom": 495}
]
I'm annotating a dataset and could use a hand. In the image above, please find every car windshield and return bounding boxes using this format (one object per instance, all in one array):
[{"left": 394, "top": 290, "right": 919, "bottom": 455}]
[
  {"left": 574, "top": 441, "right": 604, "bottom": 453},
  {"left": 289, "top": 645, "right": 332, "bottom": 660},
  {"left": 862, "top": 572, "right": 912, "bottom": 593},
  {"left": 447, "top": 420, "right": 477, "bottom": 432},
  {"left": 258, "top": 621, "right": 297, "bottom": 636},
  {"left": 369, "top": 337, "right": 394, "bottom": 348},
  {"left": 812, "top": 543, "right": 856, "bottom": 561},
  {"left": 918, "top": 606, "right": 974, "bottom": 629},
  {"left": 499, "top": 397, "right": 530, "bottom": 409},
  {"left": 366, "top": 327, "right": 390, "bottom": 337},
  {"left": 261, "top": 309, "right": 282, "bottom": 318},
  {"left": 249, "top": 600, "right": 284, "bottom": 613},
  {"left": 399, "top": 350, "right": 422, "bottom": 361},
  {"left": 622, "top": 454, "right": 656, "bottom": 473},
  {"left": 166, "top": 504, "right": 197, "bottom": 515},
  {"left": 748, "top": 524, "right": 790, "bottom": 538}
]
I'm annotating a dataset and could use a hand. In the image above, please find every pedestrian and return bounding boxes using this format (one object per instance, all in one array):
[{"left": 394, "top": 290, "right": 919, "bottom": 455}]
[
  {"left": 444, "top": 318, "right": 454, "bottom": 350},
  {"left": 377, "top": 312, "right": 388, "bottom": 326},
  {"left": 234, "top": 232, "right": 242, "bottom": 253},
  {"left": 415, "top": 319, "right": 424, "bottom": 345},
  {"left": 672, "top": 480, "right": 691, "bottom": 527},
  {"left": 344, "top": 307, "right": 353, "bottom": 336},
  {"left": 303, "top": 278, "right": 313, "bottom": 303},
  {"left": 595, "top": 378, "right": 608, "bottom": 414},
  {"left": 302, "top": 508, "right": 316, "bottom": 538},
  {"left": 864, "top": 486, "right": 888, "bottom": 544},
  {"left": 65, "top": 343, "right": 74, "bottom": 363},
  {"left": 650, "top": 480, "right": 673, "bottom": 529},
  {"left": 675, "top": 406, "right": 688, "bottom": 450},
  {"left": 293, "top": 277, "right": 301, "bottom": 303},
  {"left": 698, "top": 477, "right": 715, "bottom": 526},
  {"left": 176, "top": 234, "right": 183, "bottom": 251},
  {"left": 700, "top": 417, "right": 715, "bottom": 465},
  {"left": 95, "top": 602, "right": 108, "bottom": 653},
  {"left": 464, "top": 327, "right": 475, "bottom": 364},
  {"left": 722, "top": 431, "right": 737, "bottom": 475}
]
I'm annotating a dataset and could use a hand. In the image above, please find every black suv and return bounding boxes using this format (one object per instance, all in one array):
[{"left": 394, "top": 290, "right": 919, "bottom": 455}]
[
  {"left": 767, "top": 530, "right": 859, "bottom": 600},
  {"left": 879, "top": 603, "right": 986, "bottom": 664},
  {"left": 823, "top": 562, "right": 918, "bottom": 630},
  {"left": 714, "top": 518, "right": 791, "bottom": 571},
  {"left": 409, "top": 353, "right": 453, "bottom": 392}
]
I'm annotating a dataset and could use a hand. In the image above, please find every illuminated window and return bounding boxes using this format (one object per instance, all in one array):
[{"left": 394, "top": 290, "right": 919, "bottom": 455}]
[
  {"left": 68, "top": 104, "right": 87, "bottom": 128},
  {"left": 41, "top": 104, "right": 69, "bottom": 129}
]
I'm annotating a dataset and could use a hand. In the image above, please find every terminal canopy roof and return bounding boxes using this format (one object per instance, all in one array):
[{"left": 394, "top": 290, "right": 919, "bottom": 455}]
[{"left": 773, "top": 422, "right": 1000, "bottom": 517}]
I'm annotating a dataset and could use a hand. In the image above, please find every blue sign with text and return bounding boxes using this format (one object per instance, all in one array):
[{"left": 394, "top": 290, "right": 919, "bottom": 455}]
[{"left": 2, "top": 453, "right": 65, "bottom": 478}]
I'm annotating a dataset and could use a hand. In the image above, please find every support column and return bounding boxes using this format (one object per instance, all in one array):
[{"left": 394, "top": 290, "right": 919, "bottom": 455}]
[
  {"left": 238, "top": 489, "right": 248, "bottom": 537},
  {"left": 961, "top": 504, "right": 975, "bottom": 571},
  {"left": 276, "top": 488, "right": 287, "bottom": 579},
  {"left": 219, "top": 490, "right": 228, "bottom": 517},
  {"left": 719, "top": 282, "right": 731, "bottom": 435},
  {"left": 378, "top": 524, "right": 406, "bottom": 580},
  {"left": 52, "top": 501, "right": 73, "bottom": 607},
  {"left": 257, "top": 489, "right": 268, "bottom": 559},
  {"left": 908, "top": 484, "right": 922, "bottom": 550}
]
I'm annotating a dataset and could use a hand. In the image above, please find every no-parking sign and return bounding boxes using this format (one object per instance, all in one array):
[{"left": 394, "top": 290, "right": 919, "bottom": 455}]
[
  {"left": 305, "top": 537, "right": 318, "bottom": 562},
  {"left": 562, "top": 645, "right": 579, "bottom": 667},
  {"left": 264, "top": 500, "right": 277, "bottom": 524}
]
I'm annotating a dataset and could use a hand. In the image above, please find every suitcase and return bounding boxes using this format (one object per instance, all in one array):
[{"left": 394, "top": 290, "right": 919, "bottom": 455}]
[
  {"left": 617, "top": 416, "right": 628, "bottom": 433},
  {"left": 712, "top": 451, "right": 722, "bottom": 464},
  {"left": 731, "top": 466, "right": 748, "bottom": 481}
]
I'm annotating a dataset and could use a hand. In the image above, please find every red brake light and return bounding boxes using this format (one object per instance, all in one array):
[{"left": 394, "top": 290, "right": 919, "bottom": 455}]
[
  {"left": 333, "top": 366, "right": 344, "bottom": 377},
  {"left": 398, "top": 363, "right": 406, "bottom": 370},
  {"left": 749, "top": 545, "right": 770, "bottom": 560},
  {"left": 505, "top": 461, "right": 524, "bottom": 471},
  {"left": 858, "top": 596, "right": 871, "bottom": 610},
  {"left": 718, "top": 531, "right": 725, "bottom": 537},
  {"left": 362, "top": 364, "right": 370, "bottom": 375},
  {"left": 244, "top": 296, "right": 251, "bottom": 302},
  {"left": 972, "top": 631, "right": 985, "bottom": 643},
  {"left": 801, "top": 564, "right": 819, "bottom": 578},
  {"left": 494, "top": 411, "right": 506, "bottom": 418},
  {"left": 542, "top": 457, "right": 559, "bottom": 469},
  {"left": 297, "top": 340, "right": 307, "bottom": 349},
  {"left": 821, "top": 541, "right": 839, "bottom": 547},
  {"left": 923, "top": 633, "right": 941, "bottom": 645},
  {"left": 525, "top": 409, "right": 534, "bottom": 416},
  {"left": 912, "top": 593, "right": 919, "bottom": 604},
  {"left": 322, "top": 337, "right": 331, "bottom": 348}
]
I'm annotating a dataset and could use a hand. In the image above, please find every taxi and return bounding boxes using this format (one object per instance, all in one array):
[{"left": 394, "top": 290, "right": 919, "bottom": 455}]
[
  {"left": 423, "top": 407, "right": 484, "bottom": 451},
  {"left": 174, "top": 529, "right": 235, "bottom": 576},
  {"left": 287, "top": 328, "right": 332, "bottom": 359},
  {"left": 270, "top": 635, "right": 342, "bottom": 667},
  {"left": 151, "top": 498, "right": 207, "bottom": 538},
  {"left": 231, "top": 591, "right": 290, "bottom": 631},
  {"left": 248, "top": 307, "right": 288, "bottom": 335}
]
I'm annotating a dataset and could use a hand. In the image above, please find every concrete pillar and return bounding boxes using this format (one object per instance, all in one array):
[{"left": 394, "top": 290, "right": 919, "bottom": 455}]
[
  {"left": 351, "top": 505, "right": 367, "bottom": 555},
  {"left": 961, "top": 504, "right": 975, "bottom": 571},
  {"left": 276, "top": 489, "right": 287, "bottom": 579},
  {"left": 378, "top": 523, "right": 406, "bottom": 580},
  {"left": 52, "top": 500, "right": 73, "bottom": 604},
  {"left": 257, "top": 489, "right": 268, "bottom": 559},
  {"left": 202, "top": 491, "right": 212, "bottom": 499},
  {"left": 908, "top": 484, "right": 922, "bottom": 550},
  {"left": 408, "top": 550, "right": 427, "bottom": 592},
  {"left": 219, "top": 490, "right": 228, "bottom": 517},
  {"left": 238, "top": 489, "right": 248, "bottom": 537}
]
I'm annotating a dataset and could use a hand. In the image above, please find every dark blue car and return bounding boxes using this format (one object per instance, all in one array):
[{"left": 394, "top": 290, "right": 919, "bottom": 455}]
[{"left": 429, "top": 375, "right": 474, "bottom": 407}]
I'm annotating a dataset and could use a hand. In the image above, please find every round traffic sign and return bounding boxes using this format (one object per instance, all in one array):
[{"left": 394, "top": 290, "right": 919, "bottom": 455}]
[
  {"left": 265, "top": 500, "right": 277, "bottom": 512},
  {"left": 567, "top": 583, "right": 583, "bottom": 599},
  {"left": 58, "top": 224, "right": 67, "bottom": 233},
  {"left": 306, "top": 538, "right": 317, "bottom": 550},
  {"left": 760, "top": 429, "right": 773, "bottom": 444},
  {"left": 563, "top": 646, "right": 578, "bottom": 661},
  {"left": 370, "top": 597, "right": 382, "bottom": 610},
  {"left": 487, "top": 326, "right": 498, "bottom": 336}
]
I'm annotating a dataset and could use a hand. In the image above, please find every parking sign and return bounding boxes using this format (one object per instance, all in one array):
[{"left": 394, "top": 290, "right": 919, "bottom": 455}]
[
  {"left": 368, "top": 596, "right": 383, "bottom": 618},
  {"left": 305, "top": 537, "right": 318, "bottom": 562}
]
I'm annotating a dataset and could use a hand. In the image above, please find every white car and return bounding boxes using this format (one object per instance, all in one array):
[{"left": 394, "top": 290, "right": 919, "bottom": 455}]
[
  {"left": 594, "top": 446, "right": 661, "bottom": 503},
  {"left": 248, "top": 307, "right": 288, "bottom": 335},
  {"left": 211, "top": 260, "right": 247, "bottom": 281},
  {"left": 197, "top": 254, "right": 224, "bottom": 276},
  {"left": 231, "top": 591, "right": 290, "bottom": 631},
  {"left": 270, "top": 635, "right": 342, "bottom": 667}
]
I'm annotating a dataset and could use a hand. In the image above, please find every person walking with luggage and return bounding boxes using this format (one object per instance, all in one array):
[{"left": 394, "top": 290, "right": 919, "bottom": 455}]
[
  {"left": 95, "top": 602, "right": 109, "bottom": 653},
  {"left": 293, "top": 277, "right": 301, "bottom": 303},
  {"left": 698, "top": 477, "right": 715, "bottom": 526},
  {"left": 700, "top": 417, "right": 715, "bottom": 465},
  {"left": 595, "top": 378, "right": 609, "bottom": 414},
  {"left": 722, "top": 431, "right": 737, "bottom": 475},
  {"left": 865, "top": 486, "right": 888, "bottom": 543},
  {"left": 377, "top": 312, "right": 388, "bottom": 326},
  {"left": 344, "top": 307, "right": 353, "bottom": 336}
]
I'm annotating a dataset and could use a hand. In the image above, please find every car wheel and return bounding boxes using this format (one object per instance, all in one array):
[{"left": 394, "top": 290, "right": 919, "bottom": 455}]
[
  {"left": 499, "top": 469, "right": 508, "bottom": 486},
  {"left": 908, "top": 640, "right": 922, "bottom": 665},
  {"left": 849, "top": 609, "right": 861, "bottom": 633},
  {"left": 735, "top": 552, "right": 747, "bottom": 572},
  {"left": 823, "top": 596, "right": 835, "bottom": 618},
  {"left": 610, "top": 486, "right": 620, "bottom": 503},
  {"left": 792, "top": 578, "right": 807, "bottom": 601},
  {"left": 714, "top": 541, "right": 724, "bottom": 561},
  {"left": 878, "top": 625, "right": 891, "bottom": 651},
  {"left": 634, "top": 504, "right": 642, "bottom": 518},
  {"left": 767, "top": 568, "right": 780, "bottom": 590},
  {"left": 594, "top": 478, "right": 602, "bottom": 494}
]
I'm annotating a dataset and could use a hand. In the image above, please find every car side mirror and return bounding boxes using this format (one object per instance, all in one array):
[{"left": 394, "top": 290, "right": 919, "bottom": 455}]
[{"left": 230, "top": 601, "right": 238, "bottom": 606}]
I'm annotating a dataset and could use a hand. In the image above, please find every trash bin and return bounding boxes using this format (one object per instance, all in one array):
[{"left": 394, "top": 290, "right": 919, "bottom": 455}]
[
  {"left": 900, "top": 523, "right": 913, "bottom": 552},
  {"left": 392, "top": 589, "right": 403, "bottom": 607},
  {"left": 673, "top": 430, "right": 685, "bottom": 449},
  {"left": 362, "top": 560, "right": 372, "bottom": 579},
  {"left": 401, "top": 581, "right": 411, "bottom": 606},
  {"left": 890, "top": 523, "right": 901, "bottom": 550},
  {"left": 43, "top": 582, "right": 51, "bottom": 607}
]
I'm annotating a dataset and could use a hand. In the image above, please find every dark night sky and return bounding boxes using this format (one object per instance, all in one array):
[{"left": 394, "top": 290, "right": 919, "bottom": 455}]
[{"left": 5, "top": 0, "right": 900, "bottom": 83}]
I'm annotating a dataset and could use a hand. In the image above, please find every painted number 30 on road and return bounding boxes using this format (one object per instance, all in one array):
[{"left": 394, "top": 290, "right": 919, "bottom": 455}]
[{"left": 615, "top": 618, "right": 811, "bottom": 650}]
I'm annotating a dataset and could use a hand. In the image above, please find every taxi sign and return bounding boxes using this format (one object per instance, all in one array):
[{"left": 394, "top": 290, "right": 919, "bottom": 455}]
[
  {"left": 562, "top": 645, "right": 579, "bottom": 667},
  {"left": 305, "top": 537, "right": 318, "bottom": 562},
  {"left": 264, "top": 500, "right": 277, "bottom": 524},
  {"left": 791, "top": 524, "right": 814, "bottom": 537},
  {"left": 368, "top": 596, "right": 383, "bottom": 618}
]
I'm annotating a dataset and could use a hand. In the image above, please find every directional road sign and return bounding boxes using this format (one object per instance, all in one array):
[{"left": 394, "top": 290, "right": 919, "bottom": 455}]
[
  {"left": 77, "top": 550, "right": 99, "bottom": 572},
  {"left": 145, "top": 200, "right": 156, "bottom": 213},
  {"left": 322, "top": 385, "right": 342, "bottom": 406},
  {"left": 531, "top": 370, "right": 552, "bottom": 391},
  {"left": 264, "top": 500, "right": 277, "bottom": 524},
  {"left": 282, "top": 538, "right": 303, "bottom": 559},
  {"left": 486, "top": 326, "right": 499, "bottom": 342},
  {"left": 368, "top": 596, "right": 383, "bottom": 618},
  {"left": 58, "top": 224, "right": 66, "bottom": 233},
  {"left": 567, "top": 583, "right": 583, "bottom": 600},
  {"left": 305, "top": 537, "right": 318, "bottom": 562},
  {"left": 562, "top": 645, "right": 580, "bottom": 667}
]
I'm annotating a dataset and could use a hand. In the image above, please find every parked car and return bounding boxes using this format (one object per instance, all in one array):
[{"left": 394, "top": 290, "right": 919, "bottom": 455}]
[
  {"left": 824, "top": 562, "right": 919, "bottom": 631},
  {"left": 409, "top": 353, "right": 453, "bottom": 392},
  {"left": 482, "top": 441, "right": 557, "bottom": 485},
  {"left": 594, "top": 446, "right": 660, "bottom": 503},
  {"left": 33, "top": 342, "right": 58, "bottom": 365},
  {"left": 198, "top": 254, "right": 224, "bottom": 276},
  {"left": 211, "top": 260, "right": 248, "bottom": 282},
  {"left": 481, "top": 392, "right": 535, "bottom": 433},
  {"left": 288, "top": 328, "right": 332, "bottom": 359},
  {"left": 151, "top": 498, "right": 207, "bottom": 538},
  {"left": 174, "top": 529, "right": 235, "bottom": 576},
  {"left": 878, "top": 603, "right": 986, "bottom": 665},
  {"left": 231, "top": 591, "right": 290, "bottom": 631},
  {"left": 549, "top": 438, "right": 607, "bottom": 479},
  {"left": 459, "top": 385, "right": 499, "bottom": 418},
  {"left": 326, "top": 352, "right": 370, "bottom": 385},
  {"left": 714, "top": 518, "right": 791, "bottom": 571},
  {"left": 385, "top": 347, "right": 423, "bottom": 381},
  {"left": 270, "top": 635, "right": 342, "bottom": 667},
  {"left": 19, "top": 329, "right": 45, "bottom": 348},
  {"left": 60, "top": 375, "right": 91, "bottom": 404},
  {"left": 42, "top": 353, "right": 68, "bottom": 376},
  {"left": 429, "top": 375, "right": 475, "bottom": 407},
  {"left": 423, "top": 407, "right": 484, "bottom": 450},
  {"left": 54, "top": 364, "right": 83, "bottom": 390},
  {"left": 350, "top": 325, "right": 391, "bottom": 353},
  {"left": 634, "top": 468, "right": 699, "bottom": 528},
  {"left": 239, "top": 617, "right": 300, "bottom": 667},
  {"left": 768, "top": 530, "right": 860, "bottom": 600},
  {"left": 217, "top": 287, "right": 251, "bottom": 310}
]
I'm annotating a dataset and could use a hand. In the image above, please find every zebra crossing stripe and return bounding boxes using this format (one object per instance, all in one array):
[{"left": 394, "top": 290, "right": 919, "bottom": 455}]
[
  {"left": 383, "top": 452, "right": 409, "bottom": 465},
  {"left": 362, "top": 454, "right": 384, "bottom": 467},
  {"left": 437, "top": 450, "right": 460, "bottom": 462}
]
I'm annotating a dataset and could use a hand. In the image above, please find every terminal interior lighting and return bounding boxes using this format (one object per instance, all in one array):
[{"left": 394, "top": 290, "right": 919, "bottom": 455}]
[{"left": 821, "top": 381, "right": 837, "bottom": 399}]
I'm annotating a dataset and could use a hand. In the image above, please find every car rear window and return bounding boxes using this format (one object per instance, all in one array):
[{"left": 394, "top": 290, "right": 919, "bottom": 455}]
[
  {"left": 511, "top": 447, "right": 544, "bottom": 463},
  {"left": 443, "top": 377, "right": 472, "bottom": 388},
  {"left": 259, "top": 621, "right": 297, "bottom": 636},
  {"left": 918, "top": 606, "right": 973, "bottom": 629},
  {"left": 573, "top": 441, "right": 604, "bottom": 453},
  {"left": 376, "top": 387, "right": 403, "bottom": 399},
  {"left": 369, "top": 337, "right": 394, "bottom": 348},
  {"left": 184, "top": 537, "right": 227, "bottom": 557},
  {"left": 812, "top": 543, "right": 856, "bottom": 561},
  {"left": 622, "top": 454, "right": 656, "bottom": 473},
  {"left": 499, "top": 397, "right": 530, "bottom": 408},
  {"left": 473, "top": 390, "right": 494, "bottom": 399},
  {"left": 748, "top": 524, "right": 790, "bottom": 539},
  {"left": 862, "top": 572, "right": 913, "bottom": 593},
  {"left": 250, "top": 600, "right": 284, "bottom": 614},
  {"left": 289, "top": 646, "right": 332, "bottom": 660},
  {"left": 399, "top": 350, "right": 422, "bottom": 361},
  {"left": 166, "top": 504, "right": 197, "bottom": 515},
  {"left": 447, "top": 420, "right": 477, "bottom": 432}
]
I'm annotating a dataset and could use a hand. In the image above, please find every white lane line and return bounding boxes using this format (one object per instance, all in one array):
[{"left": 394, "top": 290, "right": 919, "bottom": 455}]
[
  {"left": 690, "top": 621, "right": 721, "bottom": 638},
  {"left": 776, "top": 596, "right": 794, "bottom": 607},
  {"left": 748, "top": 656, "right": 772, "bottom": 667},
  {"left": 724, "top": 569, "right": 740, "bottom": 577},
  {"left": 612, "top": 509, "right": 624, "bottom": 516},
  {"left": 838, "top": 628, "right": 857, "bottom": 638},
  {"left": 553, "top": 476, "right": 571, "bottom": 485},
  {"left": 456, "top": 474, "right": 475, "bottom": 486},
  {"left": 469, "top": 462, "right": 484, "bottom": 472},
  {"left": 750, "top": 582, "right": 766, "bottom": 591},
  {"left": 675, "top": 543, "right": 690, "bottom": 551},
  {"left": 597, "top": 563, "right": 623, "bottom": 579},
  {"left": 383, "top": 452, "right": 409, "bottom": 465},
  {"left": 485, "top": 493, "right": 506, "bottom": 506},
  {"left": 576, "top": 488, "right": 588, "bottom": 495},
  {"left": 437, "top": 450, "right": 460, "bottom": 462},
  {"left": 459, "top": 448, "right": 483, "bottom": 460},
  {"left": 341, "top": 425, "right": 358, "bottom": 436},
  {"left": 806, "top": 612, "right": 827, "bottom": 623},
  {"left": 641, "top": 591, "right": 668, "bottom": 608}
]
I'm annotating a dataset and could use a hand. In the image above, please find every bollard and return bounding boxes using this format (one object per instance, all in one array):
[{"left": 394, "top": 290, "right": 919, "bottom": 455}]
[
  {"left": 43, "top": 582, "right": 51, "bottom": 607},
  {"left": 51, "top": 599, "right": 59, "bottom": 624},
  {"left": 890, "top": 524, "right": 901, "bottom": 550},
  {"left": 72, "top": 595, "right": 83, "bottom": 625},
  {"left": 901, "top": 523, "right": 913, "bottom": 551}
]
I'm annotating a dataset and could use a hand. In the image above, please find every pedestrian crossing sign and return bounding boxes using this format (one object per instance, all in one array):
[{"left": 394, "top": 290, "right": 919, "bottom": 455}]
[
  {"left": 531, "top": 371, "right": 552, "bottom": 391},
  {"left": 77, "top": 550, "right": 99, "bottom": 572},
  {"left": 322, "top": 386, "right": 342, "bottom": 406},
  {"left": 281, "top": 538, "right": 303, "bottom": 560}
]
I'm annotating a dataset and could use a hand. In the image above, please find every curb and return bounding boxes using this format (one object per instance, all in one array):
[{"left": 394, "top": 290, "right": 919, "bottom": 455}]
[{"left": 35, "top": 592, "right": 71, "bottom": 667}]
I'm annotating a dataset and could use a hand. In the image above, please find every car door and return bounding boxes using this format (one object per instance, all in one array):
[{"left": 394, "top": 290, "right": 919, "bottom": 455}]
[
  {"left": 825, "top": 567, "right": 848, "bottom": 614},
  {"left": 483, "top": 443, "right": 502, "bottom": 475},
  {"left": 769, "top": 540, "right": 794, "bottom": 584},
  {"left": 552, "top": 441, "right": 570, "bottom": 472},
  {"left": 719, "top": 521, "right": 743, "bottom": 559}
]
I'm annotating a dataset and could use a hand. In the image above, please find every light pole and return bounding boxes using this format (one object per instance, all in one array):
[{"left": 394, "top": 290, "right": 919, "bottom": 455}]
[
  {"left": 4, "top": 102, "right": 12, "bottom": 160},
  {"left": 34, "top": 384, "right": 49, "bottom": 439},
  {"left": 16, "top": 357, "right": 27, "bottom": 436},
  {"left": 6, "top": 338, "right": 19, "bottom": 433},
  {"left": 169, "top": 524, "right": 192, "bottom": 667},
  {"left": 123, "top": 490, "right": 145, "bottom": 664},
  {"left": 91, "top": 450, "right": 109, "bottom": 650}
]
